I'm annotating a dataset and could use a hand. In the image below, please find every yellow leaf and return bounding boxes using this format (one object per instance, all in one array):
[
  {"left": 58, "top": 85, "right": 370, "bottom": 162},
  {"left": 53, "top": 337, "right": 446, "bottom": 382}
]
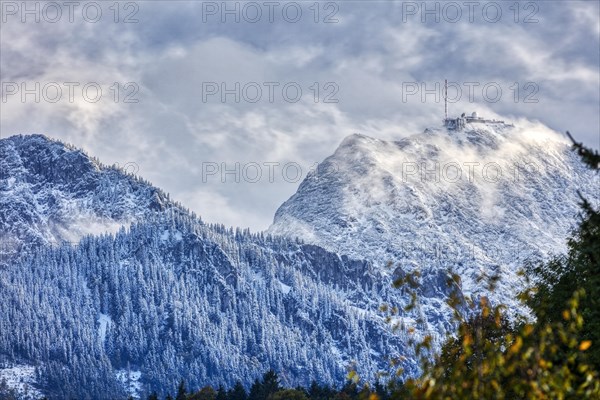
[
  {"left": 579, "top": 340, "right": 592, "bottom": 351},
  {"left": 509, "top": 337, "right": 523, "bottom": 354},
  {"left": 562, "top": 310, "right": 570, "bottom": 320},
  {"left": 463, "top": 334, "right": 473, "bottom": 347},
  {"left": 369, "top": 394, "right": 379, "bottom": 400}
]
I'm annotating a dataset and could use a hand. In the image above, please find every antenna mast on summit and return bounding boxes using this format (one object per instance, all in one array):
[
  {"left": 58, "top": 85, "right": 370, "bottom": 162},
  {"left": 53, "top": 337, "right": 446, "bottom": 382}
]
[{"left": 444, "top": 79, "right": 448, "bottom": 120}]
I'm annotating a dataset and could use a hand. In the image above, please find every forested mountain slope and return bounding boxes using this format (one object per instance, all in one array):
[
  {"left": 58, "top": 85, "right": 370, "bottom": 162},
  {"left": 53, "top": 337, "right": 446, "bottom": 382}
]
[
  {"left": 0, "top": 135, "right": 434, "bottom": 399},
  {"left": 1, "top": 122, "right": 596, "bottom": 399}
]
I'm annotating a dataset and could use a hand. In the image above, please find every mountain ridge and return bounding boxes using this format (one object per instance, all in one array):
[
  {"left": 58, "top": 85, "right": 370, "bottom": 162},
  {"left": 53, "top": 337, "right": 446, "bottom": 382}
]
[
  {"left": 0, "top": 133, "right": 177, "bottom": 264},
  {"left": 0, "top": 133, "right": 412, "bottom": 399},
  {"left": 1, "top": 120, "right": 597, "bottom": 398}
]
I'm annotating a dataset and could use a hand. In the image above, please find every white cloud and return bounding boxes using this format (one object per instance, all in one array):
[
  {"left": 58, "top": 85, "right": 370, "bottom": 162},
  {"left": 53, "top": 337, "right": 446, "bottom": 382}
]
[{"left": 1, "top": 1, "right": 598, "bottom": 230}]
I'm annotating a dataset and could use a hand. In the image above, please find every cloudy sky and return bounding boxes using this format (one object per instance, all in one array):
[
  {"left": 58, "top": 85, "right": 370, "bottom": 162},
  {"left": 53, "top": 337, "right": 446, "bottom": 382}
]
[{"left": 1, "top": 1, "right": 599, "bottom": 230}]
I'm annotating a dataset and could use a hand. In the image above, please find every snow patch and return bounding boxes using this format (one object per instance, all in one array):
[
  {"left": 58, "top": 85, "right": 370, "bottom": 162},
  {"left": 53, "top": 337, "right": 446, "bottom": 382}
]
[
  {"left": 115, "top": 369, "right": 142, "bottom": 399},
  {"left": 160, "top": 230, "right": 183, "bottom": 242},
  {"left": 0, "top": 364, "right": 44, "bottom": 399},
  {"left": 279, "top": 281, "right": 292, "bottom": 295},
  {"left": 98, "top": 313, "right": 112, "bottom": 346}
]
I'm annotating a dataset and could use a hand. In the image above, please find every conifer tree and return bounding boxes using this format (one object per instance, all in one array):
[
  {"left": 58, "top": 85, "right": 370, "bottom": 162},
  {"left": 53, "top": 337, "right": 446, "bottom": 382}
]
[
  {"left": 146, "top": 392, "right": 159, "bottom": 400},
  {"left": 189, "top": 385, "right": 217, "bottom": 400},
  {"left": 249, "top": 378, "right": 262, "bottom": 400},
  {"left": 228, "top": 381, "right": 248, "bottom": 400},
  {"left": 260, "top": 370, "right": 280, "bottom": 399},
  {"left": 249, "top": 371, "right": 280, "bottom": 400},
  {"left": 176, "top": 379, "right": 187, "bottom": 400},
  {"left": 215, "top": 385, "right": 227, "bottom": 400}
]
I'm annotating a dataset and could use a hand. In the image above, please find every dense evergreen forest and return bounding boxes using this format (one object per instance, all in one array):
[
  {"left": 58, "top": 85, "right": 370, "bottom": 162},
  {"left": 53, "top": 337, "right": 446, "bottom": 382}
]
[
  {"left": 1, "top": 135, "right": 597, "bottom": 399},
  {"left": 146, "top": 370, "right": 389, "bottom": 400},
  {"left": 137, "top": 136, "right": 600, "bottom": 399}
]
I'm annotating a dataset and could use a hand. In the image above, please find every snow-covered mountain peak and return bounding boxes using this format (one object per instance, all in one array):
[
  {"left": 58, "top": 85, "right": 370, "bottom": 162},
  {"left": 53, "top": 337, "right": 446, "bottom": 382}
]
[
  {"left": 336, "top": 132, "right": 380, "bottom": 150},
  {"left": 333, "top": 120, "right": 567, "bottom": 175},
  {"left": 270, "top": 119, "right": 597, "bottom": 309}
]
